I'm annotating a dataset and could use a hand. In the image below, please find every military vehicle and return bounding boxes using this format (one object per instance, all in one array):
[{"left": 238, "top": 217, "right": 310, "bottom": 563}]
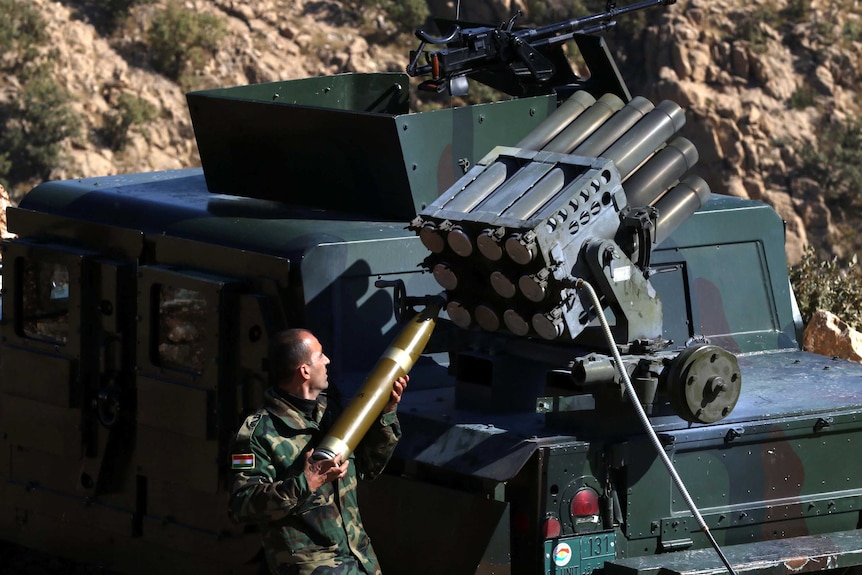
[{"left": 2, "top": 1, "right": 862, "bottom": 574}]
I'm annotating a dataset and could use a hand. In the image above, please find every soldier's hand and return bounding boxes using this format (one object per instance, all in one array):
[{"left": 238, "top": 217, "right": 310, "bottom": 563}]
[
  {"left": 304, "top": 451, "right": 349, "bottom": 492},
  {"left": 383, "top": 375, "right": 409, "bottom": 413}
]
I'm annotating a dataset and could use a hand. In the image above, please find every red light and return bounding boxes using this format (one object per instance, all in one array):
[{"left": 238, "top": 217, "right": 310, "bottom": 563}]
[
  {"left": 513, "top": 511, "right": 530, "bottom": 534},
  {"left": 543, "top": 517, "right": 561, "bottom": 539},
  {"left": 571, "top": 488, "right": 600, "bottom": 517}
]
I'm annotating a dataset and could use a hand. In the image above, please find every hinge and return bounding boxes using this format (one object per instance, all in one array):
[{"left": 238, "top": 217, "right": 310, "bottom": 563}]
[{"left": 660, "top": 537, "right": 694, "bottom": 552}]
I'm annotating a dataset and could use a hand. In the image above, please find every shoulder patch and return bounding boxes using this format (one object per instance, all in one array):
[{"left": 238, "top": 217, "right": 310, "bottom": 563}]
[
  {"left": 246, "top": 412, "right": 262, "bottom": 432},
  {"left": 233, "top": 410, "right": 266, "bottom": 448},
  {"left": 231, "top": 453, "right": 255, "bottom": 470}
]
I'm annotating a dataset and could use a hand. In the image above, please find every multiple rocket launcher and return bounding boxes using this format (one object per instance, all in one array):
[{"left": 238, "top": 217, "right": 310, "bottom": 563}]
[
  {"left": 411, "top": 90, "right": 710, "bottom": 343},
  {"left": 317, "top": 90, "right": 714, "bottom": 459}
]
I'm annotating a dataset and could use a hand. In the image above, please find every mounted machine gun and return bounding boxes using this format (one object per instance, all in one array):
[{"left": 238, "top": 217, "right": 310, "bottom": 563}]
[{"left": 407, "top": 0, "right": 676, "bottom": 96}]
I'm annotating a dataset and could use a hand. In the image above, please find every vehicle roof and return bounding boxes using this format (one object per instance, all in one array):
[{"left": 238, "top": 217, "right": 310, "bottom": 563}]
[{"left": 17, "top": 168, "right": 416, "bottom": 258}]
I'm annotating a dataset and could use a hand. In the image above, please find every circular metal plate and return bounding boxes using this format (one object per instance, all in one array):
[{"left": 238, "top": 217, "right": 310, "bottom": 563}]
[
  {"left": 665, "top": 344, "right": 742, "bottom": 423},
  {"left": 532, "top": 313, "right": 563, "bottom": 341},
  {"left": 475, "top": 304, "right": 501, "bottom": 332},
  {"left": 490, "top": 271, "right": 516, "bottom": 298},
  {"left": 419, "top": 226, "right": 445, "bottom": 253},
  {"left": 447, "top": 228, "right": 474, "bottom": 257},
  {"left": 503, "top": 310, "right": 530, "bottom": 336},
  {"left": 505, "top": 235, "right": 534, "bottom": 265},
  {"left": 446, "top": 301, "right": 472, "bottom": 329},
  {"left": 519, "top": 274, "right": 546, "bottom": 303},
  {"left": 477, "top": 231, "right": 503, "bottom": 261},
  {"left": 432, "top": 263, "right": 458, "bottom": 290}
]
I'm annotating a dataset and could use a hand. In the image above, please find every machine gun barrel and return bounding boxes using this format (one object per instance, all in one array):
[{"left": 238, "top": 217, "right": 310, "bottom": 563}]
[
  {"left": 407, "top": 0, "right": 676, "bottom": 86},
  {"left": 521, "top": 0, "right": 677, "bottom": 48}
]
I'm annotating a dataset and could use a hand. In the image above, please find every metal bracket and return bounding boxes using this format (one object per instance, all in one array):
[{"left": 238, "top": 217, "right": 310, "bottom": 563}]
[
  {"left": 814, "top": 417, "right": 833, "bottom": 433},
  {"left": 724, "top": 427, "right": 745, "bottom": 443}
]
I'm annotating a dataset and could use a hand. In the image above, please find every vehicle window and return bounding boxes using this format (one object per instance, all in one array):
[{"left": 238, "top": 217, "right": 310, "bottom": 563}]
[
  {"left": 156, "top": 284, "right": 207, "bottom": 372},
  {"left": 21, "top": 260, "right": 70, "bottom": 344}
]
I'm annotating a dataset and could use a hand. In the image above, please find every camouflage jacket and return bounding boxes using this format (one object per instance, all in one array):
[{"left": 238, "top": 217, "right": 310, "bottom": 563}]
[{"left": 229, "top": 387, "right": 401, "bottom": 575}]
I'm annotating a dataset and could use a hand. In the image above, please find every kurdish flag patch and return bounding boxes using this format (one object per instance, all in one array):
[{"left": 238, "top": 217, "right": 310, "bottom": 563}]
[{"left": 231, "top": 453, "right": 255, "bottom": 470}]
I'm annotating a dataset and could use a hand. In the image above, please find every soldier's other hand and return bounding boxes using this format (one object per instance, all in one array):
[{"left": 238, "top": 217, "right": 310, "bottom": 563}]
[
  {"left": 304, "top": 451, "right": 349, "bottom": 492},
  {"left": 383, "top": 375, "right": 409, "bottom": 413}
]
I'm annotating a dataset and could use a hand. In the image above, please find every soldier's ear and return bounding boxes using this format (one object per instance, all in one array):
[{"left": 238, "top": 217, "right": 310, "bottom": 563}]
[{"left": 299, "top": 363, "right": 310, "bottom": 379}]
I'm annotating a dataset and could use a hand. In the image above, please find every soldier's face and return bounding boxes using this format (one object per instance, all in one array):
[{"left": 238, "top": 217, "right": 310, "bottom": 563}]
[{"left": 305, "top": 335, "right": 331, "bottom": 393}]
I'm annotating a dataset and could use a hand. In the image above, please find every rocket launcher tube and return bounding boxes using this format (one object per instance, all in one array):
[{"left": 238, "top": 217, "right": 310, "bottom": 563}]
[
  {"left": 543, "top": 93, "right": 625, "bottom": 154},
  {"left": 443, "top": 92, "right": 615, "bottom": 220},
  {"left": 570, "top": 96, "right": 654, "bottom": 158},
  {"left": 516, "top": 90, "right": 596, "bottom": 150},
  {"left": 442, "top": 161, "right": 510, "bottom": 213},
  {"left": 623, "top": 137, "right": 698, "bottom": 207},
  {"left": 653, "top": 175, "right": 711, "bottom": 245},
  {"left": 312, "top": 301, "right": 443, "bottom": 461},
  {"left": 503, "top": 167, "right": 566, "bottom": 221},
  {"left": 441, "top": 92, "right": 597, "bottom": 217},
  {"left": 600, "top": 100, "right": 686, "bottom": 180}
]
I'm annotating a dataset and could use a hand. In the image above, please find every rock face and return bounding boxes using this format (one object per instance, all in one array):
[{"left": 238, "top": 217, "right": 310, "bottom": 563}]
[
  {"left": 642, "top": 0, "right": 862, "bottom": 265},
  {"left": 803, "top": 310, "right": 862, "bottom": 363},
  {"left": 1, "top": 1, "right": 861, "bottom": 260}
]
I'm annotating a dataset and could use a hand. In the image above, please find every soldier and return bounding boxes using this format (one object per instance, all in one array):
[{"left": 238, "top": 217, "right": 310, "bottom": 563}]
[{"left": 229, "top": 328, "right": 407, "bottom": 575}]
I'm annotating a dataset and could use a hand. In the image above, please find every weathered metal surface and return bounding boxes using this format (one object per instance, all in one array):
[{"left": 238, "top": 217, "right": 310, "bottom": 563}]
[
  {"left": 606, "top": 529, "right": 862, "bottom": 575},
  {"left": 187, "top": 73, "right": 554, "bottom": 220}
]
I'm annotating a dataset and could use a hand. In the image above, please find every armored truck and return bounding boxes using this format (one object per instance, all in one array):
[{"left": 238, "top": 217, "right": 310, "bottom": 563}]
[{"left": 2, "top": 5, "right": 862, "bottom": 575}]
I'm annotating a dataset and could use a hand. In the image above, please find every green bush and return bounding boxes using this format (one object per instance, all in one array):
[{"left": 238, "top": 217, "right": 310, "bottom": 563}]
[
  {"left": 0, "top": 74, "right": 81, "bottom": 186},
  {"left": 780, "top": 0, "right": 812, "bottom": 21},
  {"left": 101, "top": 93, "right": 158, "bottom": 151},
  {"left": 843, "top": 19, "right": 862, "bottom": 43},
  {"left": 790, "top": 246, "right": 862, "bottom": 329},
  {"left": 0, "top": 0, "right": 48, "bottom": 70},
  {"left": 379, "top": 0, "right": 429, "bottom": 30},
  {"left": 0, "top": 153, "right": 11, "bottom": 189},
  {"left": 789, "top": 83, "right": 816, "bottom": 109},
  {"left": 147, "top": 1, "right": 225, "bottom": 84},
  {"left": 737, "top": 5, "right": 781, "bottom": 53},
  {"left": 796, "top": 115, "right": 862, "bottom": 210},
  {"left": 85, "top": 0, "right": 153, "bottom": 34}
]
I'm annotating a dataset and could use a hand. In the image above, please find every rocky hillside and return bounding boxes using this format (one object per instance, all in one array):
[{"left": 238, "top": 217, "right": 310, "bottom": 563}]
[
  {"left": 1, "top": 0, "right": 861, "bottom": 265},
  {"left": 641, "top": 0, "right": 862, "bottom": 264}
]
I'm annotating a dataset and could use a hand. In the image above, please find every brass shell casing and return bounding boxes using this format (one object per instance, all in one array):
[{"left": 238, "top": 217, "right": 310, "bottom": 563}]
[{"left": 313, "top": 302, "right": 442, "bottom": 461}]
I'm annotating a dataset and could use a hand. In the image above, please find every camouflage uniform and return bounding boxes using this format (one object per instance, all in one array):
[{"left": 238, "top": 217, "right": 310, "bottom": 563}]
[{"left": 229, "top": 387, "right": 400, "bottom": 575}]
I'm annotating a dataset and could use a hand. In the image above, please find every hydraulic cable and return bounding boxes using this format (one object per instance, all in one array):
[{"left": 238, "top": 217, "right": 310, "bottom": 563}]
[{"left": 574, "top": 277, "right": 738, "bottom": 575}]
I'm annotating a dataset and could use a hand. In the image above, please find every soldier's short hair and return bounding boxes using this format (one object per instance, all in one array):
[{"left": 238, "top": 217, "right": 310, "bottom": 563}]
[{"left": 269, "top": 328, "right": 313, "bottom": 384}]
